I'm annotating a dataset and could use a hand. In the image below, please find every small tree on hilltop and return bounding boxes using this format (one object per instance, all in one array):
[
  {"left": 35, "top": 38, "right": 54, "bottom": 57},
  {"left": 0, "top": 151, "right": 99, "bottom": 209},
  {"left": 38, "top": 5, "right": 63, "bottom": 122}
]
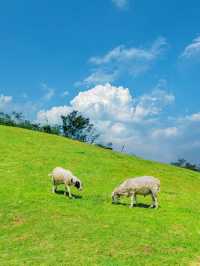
[
  {"left": 61, "top": 110, "right": 99, "bottom": 143},
  {"left": 12, "top": 111, "right": 23, "bottom": 123},
  {"left": 171, "top": 158, "right": 187, "bottom": 167}
]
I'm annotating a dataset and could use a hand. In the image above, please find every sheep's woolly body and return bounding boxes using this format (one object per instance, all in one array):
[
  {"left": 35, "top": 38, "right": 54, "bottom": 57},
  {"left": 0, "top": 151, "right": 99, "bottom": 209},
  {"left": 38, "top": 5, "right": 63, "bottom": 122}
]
[
  {"left": 114, "top": 176, "right": 160, "bottom": 196},
  {"left": 112, "top": 176, "right": 160, "bottom": 208},
  {"left": 51, "top": 167, "right": 74, "bottom": 186}
]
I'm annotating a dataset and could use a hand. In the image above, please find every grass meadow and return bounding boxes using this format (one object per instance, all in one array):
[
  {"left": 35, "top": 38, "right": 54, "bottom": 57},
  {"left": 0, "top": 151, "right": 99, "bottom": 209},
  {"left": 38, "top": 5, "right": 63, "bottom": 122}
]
[{"left": 1, "top": 125, "right": 200, "bottom": 265}]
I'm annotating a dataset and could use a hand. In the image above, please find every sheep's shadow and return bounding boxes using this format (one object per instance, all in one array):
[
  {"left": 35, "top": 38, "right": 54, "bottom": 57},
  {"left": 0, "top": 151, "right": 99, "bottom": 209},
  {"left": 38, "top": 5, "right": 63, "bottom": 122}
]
[
  {"left": 112, "top": 202, "right": 151, "bottom": 208},
  {"left": 135, "top": 203, "right": 151, "bottom": 208},
  {"left": 75, "top": 151, "right": 85, "bottom": 155},
  {"left": 54, "top": 190, "right": 82, "bottom": 199},
  {"left": 163, "top": 191, "right": 177, "bottom": 195}
]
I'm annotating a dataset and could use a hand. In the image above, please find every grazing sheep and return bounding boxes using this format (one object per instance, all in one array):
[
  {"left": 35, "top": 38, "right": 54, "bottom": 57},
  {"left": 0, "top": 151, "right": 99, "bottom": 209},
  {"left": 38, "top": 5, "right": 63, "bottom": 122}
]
[
  {"left": 49, "top": 167, "right": 83, "bottom": 198},
  {"left": 112, "top": 176, "right": 160, "bottom": 208}
]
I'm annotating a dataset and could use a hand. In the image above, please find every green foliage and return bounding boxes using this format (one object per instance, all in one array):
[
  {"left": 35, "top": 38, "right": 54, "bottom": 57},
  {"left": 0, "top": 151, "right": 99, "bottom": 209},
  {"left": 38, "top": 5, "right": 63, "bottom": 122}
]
[
  {"left": 61, "top": 110, "right": 99, "bottom": 143},
  {"left": 0, "top": 112, "right": 15, "bottom": 126},
  {"left": 171, "top": 158, "right": 200, "bottom": 172},
  {"left": 0, "top": 111, "right": 99, "bottom": 144},
  {"left": 1, "top": 125, "right": 200, "bottom": 266}
]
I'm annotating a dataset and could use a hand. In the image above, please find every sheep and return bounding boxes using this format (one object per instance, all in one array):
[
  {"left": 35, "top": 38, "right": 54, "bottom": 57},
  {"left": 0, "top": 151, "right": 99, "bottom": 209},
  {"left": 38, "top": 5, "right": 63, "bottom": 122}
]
[
  {"left": 48, "top": 167, "right": 83, "bottom": 198},
  {"left": 112, "top": 176, "right": 160, "bottom": 208}
]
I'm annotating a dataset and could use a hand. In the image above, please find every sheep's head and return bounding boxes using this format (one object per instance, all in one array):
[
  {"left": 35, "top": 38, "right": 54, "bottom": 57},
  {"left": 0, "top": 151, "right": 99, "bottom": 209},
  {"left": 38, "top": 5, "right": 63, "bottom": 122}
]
[{"left": 72, "top": 177, "right": 83, "bottom": 191}]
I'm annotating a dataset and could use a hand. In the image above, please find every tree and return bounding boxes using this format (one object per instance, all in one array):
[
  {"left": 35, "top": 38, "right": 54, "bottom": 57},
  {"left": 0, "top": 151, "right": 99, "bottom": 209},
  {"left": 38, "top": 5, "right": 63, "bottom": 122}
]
[
  {"left": 171, "top": 158, "right": 200, "bottom": 172},
  {"left": 0, "top": 112, "right": 15, "bottom": 126},
  {"left": 171, "top": 158, "right": 187, "bottom": 167},
  {"left": 61, "top": 110, "right": 99, "bottom": 143},
  {"left": 12, "top": 111, "right": 23, "bottom": 123},
  {"left": 41, "top": 124, "right": 60, "bottom": 135}
]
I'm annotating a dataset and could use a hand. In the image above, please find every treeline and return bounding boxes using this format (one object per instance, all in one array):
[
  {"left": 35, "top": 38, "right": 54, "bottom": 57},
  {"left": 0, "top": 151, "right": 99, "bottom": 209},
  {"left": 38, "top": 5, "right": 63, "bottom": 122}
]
[
  {"left": 0, "top": 111, "right": 64, "bottom": 135},
  {"left": 0, "top": 110, "right": 113, "bottom": 149},
  {"left": 171, "top": 158, "right": 200, "bottom": 172},
  {"left": 0, "top": 111, "right": 98, "bottom": 143}
]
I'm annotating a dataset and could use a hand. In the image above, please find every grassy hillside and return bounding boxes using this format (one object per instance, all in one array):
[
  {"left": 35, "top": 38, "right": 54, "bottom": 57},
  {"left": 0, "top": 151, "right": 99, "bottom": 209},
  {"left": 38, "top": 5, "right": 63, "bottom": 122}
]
[{"left": 1, "top": 125, "right": 200, "bottom": 266}]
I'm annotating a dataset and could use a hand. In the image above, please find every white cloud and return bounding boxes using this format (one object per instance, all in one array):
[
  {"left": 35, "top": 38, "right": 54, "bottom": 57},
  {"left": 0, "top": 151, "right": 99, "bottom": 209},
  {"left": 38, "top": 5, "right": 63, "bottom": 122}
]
[
  {"left": 112, "top": 0, "right": 128, "bottom": 9},
  {"left": 81, "top": 37, "right": 167, "bottom": 86},
  {"left": 71, "top": 83, "right": 135, "bottom": 122},
  {"left": 134, "top": 88, "right": 175, "bottom": 121},
  {"left": 110, "top": 123, "right": 127, "bottom": 136},
  {"left": 90, "top": 38, "right": 166, "bottom": 65},
  {"left": 83, "top": 71, "right": 117, "bottom": 86},
  {"left": 36, "top": 83, "right": 180, "bottom": 162},
  {"left": 152, "top": 127, "right": 178, "bottom": 138},
  {"left": 0, "top": 94, "right": 12, "bottom": 110},
  {"left": 4, "top": 82, "right": 200, "bottom": 163},
  {"left": 41, "top": 83, "right": 55, "bottom": 101},
  {"left": 186, "top": 112, "right": 200, "bottom": 122},
  {"left": 37, "top": 106, "right": 72, "bottom": 125},
  {"left": 69, "top": 83, "right": 177, "bottom": 162},
  {"left": 146, "top": 112, "right": 200, "bottom": 162},
  {"left": 35, "top": 81, "right": 200, "bottom": 163},
  {"left": 181, "top": 36, "right": 200, "bottom": 59}
]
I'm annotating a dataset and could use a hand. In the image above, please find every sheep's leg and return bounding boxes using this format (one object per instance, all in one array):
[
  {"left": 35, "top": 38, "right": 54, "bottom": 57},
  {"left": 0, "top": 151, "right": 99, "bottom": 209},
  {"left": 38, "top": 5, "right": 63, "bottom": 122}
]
[
  {"left": 64, "top": 184, "right": 67, "bottom": 196},
  {"left": 130, "top": 193, "right": 136, "bottom": 208},
  {"left": 150, "top": 192, "right": 158, "bottom": 208},
  {"left": 52, "top": 185, "right": 57, "bottom": 193},
  {"left": 154, "top": 196, "right": 158, "bottom": 209},
  {"left": 66, "top": 185, "right": 73, "bottom": 199},
  {"left": 64, "top": 182, "right": 72, "bottom": 198},
  {"left": 52, "top": 179, "right": 57, "bottom": 193}
]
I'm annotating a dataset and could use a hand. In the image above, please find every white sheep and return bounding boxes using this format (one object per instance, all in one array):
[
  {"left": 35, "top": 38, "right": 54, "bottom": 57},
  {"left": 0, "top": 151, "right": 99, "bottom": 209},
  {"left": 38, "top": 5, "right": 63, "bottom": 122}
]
[
  {"left": 49, "top": 167, "right": 83, "bottom": 198},
  {"left": 112, "top": 176, "right": 160, "bottom": 208}
]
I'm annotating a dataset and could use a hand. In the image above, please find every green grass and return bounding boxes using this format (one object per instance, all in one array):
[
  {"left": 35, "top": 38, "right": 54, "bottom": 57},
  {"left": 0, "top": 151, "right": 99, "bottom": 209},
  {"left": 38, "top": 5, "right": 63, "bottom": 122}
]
[{"left": 0, "top": 125, "right": 200, "bottom": 266}]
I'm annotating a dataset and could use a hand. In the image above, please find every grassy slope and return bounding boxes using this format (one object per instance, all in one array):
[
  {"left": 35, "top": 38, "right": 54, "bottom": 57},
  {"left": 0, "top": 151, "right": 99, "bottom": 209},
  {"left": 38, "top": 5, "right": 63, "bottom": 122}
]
[{"left": 0, "top": 125, "right": 200, "bottom": 266}]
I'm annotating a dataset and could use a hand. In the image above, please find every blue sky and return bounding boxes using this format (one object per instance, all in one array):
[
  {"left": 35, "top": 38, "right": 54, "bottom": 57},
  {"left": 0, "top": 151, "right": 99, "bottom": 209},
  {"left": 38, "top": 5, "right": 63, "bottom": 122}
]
[{"left": 0, "top": 0, "right": 200, "bottom": 162}]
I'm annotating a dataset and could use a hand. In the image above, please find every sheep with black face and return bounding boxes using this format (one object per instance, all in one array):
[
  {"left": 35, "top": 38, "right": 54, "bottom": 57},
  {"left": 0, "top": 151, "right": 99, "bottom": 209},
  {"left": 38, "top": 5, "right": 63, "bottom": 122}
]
[{"left": 49, "top": 167, "right": 83, "bottom": 198}]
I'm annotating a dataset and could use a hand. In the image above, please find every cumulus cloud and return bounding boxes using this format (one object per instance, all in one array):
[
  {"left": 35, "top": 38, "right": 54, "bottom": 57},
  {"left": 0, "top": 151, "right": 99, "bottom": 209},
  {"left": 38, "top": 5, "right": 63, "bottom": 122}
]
[
  {"left": 70, "top": 83, "right": 177, "bottom": 162},
  {"left": 0, "top": 94, "right": 12, "bottom": 110},
  {"left": 134, "top": 89, "right": 175, "bottom": 121},
  {"left": 37, "top": 106, "right": 72, "bottom": 125},
  {"left": 35, "top": 82, "right": 200, "bottom": 163},
  {"left": 181, "top": 36, "right": 200, "bottom": 59},
  {"left": 81, "top": 37, "right": 167, "bottom": 86},
  {"left": 112, "top": 0, "right": 128, "bottom": 9},
  {"left": 37, "top": 83, "right": 135, "bottom": 124},
  {"left": 36, "top": 83, "right": 182, "bottom": 162},
  {"left": 71, "top": 83, "right": 135, "bottom": 122}
]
